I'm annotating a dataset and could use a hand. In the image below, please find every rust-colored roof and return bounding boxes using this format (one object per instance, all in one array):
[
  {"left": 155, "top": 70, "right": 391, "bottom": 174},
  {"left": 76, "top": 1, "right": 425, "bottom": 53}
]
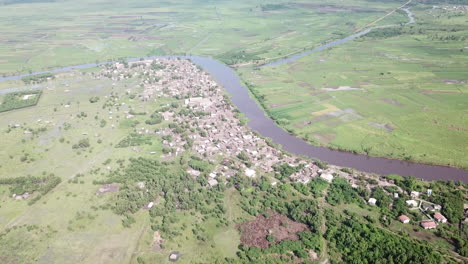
[
  {"left": 399, "top": 215, "right": 410, "bottom": 222},
  {"left": 421, "top": 221, "right": 437, "bottom": 228},
  {"left": 434, "top": 212, "right": 446, "bottom": 220}
]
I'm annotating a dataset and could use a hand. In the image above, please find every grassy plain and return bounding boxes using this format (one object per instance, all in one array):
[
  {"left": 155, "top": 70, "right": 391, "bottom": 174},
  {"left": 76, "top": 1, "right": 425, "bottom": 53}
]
[
  {"left": 0, "top": 0, "right": 404, "bottom": 75},
  {"left": 239, "top": 4, "right": 468, "bottom": 168},
  {"left": 0, "top": 69, "right": 247, "bottom": 264},
  {"left": 0, "top": 1, "right": 466, "bottom": 263}
]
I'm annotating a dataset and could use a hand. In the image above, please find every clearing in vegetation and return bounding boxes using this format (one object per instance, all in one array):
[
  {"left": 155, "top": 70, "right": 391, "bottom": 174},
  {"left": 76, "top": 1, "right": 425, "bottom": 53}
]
[{"left": 239, "top": 210, "right": 310, "bottom": 249}]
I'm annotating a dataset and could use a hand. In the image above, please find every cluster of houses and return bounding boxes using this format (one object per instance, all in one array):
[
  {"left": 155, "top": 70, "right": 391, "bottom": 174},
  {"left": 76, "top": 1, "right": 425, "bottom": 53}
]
[
  {"left": 368, "top": 188, "right": 448, "bottom": 230},
  {"left": 98, "top": 59, "right": 458, "bottom": 232},
  {"left": 99, "top": 59, "right": 405, "bottom": 192},
  {"left": 101, "top": 58, "right": 335, "bottom": 186}
]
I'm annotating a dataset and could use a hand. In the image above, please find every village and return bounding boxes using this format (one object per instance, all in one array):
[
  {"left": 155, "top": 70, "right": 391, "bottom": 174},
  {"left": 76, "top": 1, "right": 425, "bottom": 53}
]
[
  {"left": 97, "top": 58, "right": 466, "bottom": 233},
  {"left": 0, "top": 57, "right": 466, "bottom": 264}
]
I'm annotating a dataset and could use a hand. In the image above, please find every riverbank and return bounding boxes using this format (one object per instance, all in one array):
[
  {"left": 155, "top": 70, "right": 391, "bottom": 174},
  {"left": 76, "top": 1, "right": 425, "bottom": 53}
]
[
  {"left": 236, "top": 4, "right": 468, "bottom": 173},
  {"left": 1, "top": 54, "right": 467, "bottom": 182}
]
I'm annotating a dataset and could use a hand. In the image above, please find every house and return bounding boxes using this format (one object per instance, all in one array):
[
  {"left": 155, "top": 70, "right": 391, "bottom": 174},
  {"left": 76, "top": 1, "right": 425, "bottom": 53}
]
[
  {"left": 422, "top": 204, "right": 435, "bottom": 212},
  {"left": 207, "top": 178, "right": 218, "bottom": 187},
  {"left": 434, "top": 212, "right": 447, "bottom": 223},
  {"left": 394, "top": 193, "right": 399, "bottom": 199},
  {"left": 368, "top": 198, "right": 377, "bottom": 206},
  {"left": 421, "top": 220, "right": 437, "bottom": 230},
  {"left": 399, "top": 215, "right": 410, "bottom": 224},
  {"left": 184, "top": 97, "right": 212, "bottom": 108},
  {"left": 406, "top": 200, "right": 418, "bottom": 207},
  {"left": 320, "top": 173, "right": 334, "bottom": 183},
  {"left": 427, "top": 189, "right": 432, "bottom": 196},
  {"left": 169, "top": 252, "right": 180, "bottom": 262},
  {"left": 410, "top": 191, "right": 420, "bottom": 198},
  {"left": 245, "top": 168, "right": 256, "bottom": 177}
]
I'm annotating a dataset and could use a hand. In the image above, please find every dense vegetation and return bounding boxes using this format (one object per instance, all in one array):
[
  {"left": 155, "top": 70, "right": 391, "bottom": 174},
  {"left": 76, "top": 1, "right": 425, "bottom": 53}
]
[
  {"left": 0, "top": 174, "right": 61, "bottom": 205},
  {"left": 98, "top": 157, "right": 228, "bottom": 239},
  {"left": 0, "top": 90, "right": 41, "bottom": 112},
  {"left": 115, "top": 133, "right": 153, "bottom": 148},
  {"left": 21, "top": 73, "right": 54, "bottom": 84},
  {"left": 325, "top": 211, "right": 445, "bottom": 264}
]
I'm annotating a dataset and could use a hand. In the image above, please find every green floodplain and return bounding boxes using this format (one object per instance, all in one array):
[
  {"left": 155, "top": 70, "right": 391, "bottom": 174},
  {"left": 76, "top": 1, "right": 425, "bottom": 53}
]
[
  {"left": 239, "top": 3, "right": 468, "bottom": 169},
  {"left": 0, "top": 0, "right": 467, "bottom": 263}
]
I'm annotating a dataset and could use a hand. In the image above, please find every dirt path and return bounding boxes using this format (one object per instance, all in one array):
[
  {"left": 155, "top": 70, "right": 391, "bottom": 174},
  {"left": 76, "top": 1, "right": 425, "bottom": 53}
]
[
  {"left": 129, "top": 225, "right": 149, "bottom": 263},
  {"left": 355, "top": 0, "right": 413, "bottom": 32},
  {"left": 232, "top": 1, "right": 414, "bottom": 68}
]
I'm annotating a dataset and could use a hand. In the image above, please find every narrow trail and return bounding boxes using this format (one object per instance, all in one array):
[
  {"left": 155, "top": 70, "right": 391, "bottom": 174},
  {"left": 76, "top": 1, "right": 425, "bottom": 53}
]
[
  {"left": 355, "top": 0, "right": 414, "bottom": 32},
  {"left": 232, "top": 2, "right": 415, "bottom": 68}
]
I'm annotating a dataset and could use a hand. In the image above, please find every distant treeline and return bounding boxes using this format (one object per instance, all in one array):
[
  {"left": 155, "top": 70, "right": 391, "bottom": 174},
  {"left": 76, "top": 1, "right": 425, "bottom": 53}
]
[
  {"left": 0, "top": 0, "right": 55, "bottom": 6},
  {"left": 420, "top": 0, "right": 468, "bottom": 4},
  {"left": 21, "top": 72, "right": 54, "bottom": 84},
  {"left": 0, "top": 175, "right": 61, "bottom": 205},
  {"left": 260, "top": 4, "right": 289, "bottom": 11}
]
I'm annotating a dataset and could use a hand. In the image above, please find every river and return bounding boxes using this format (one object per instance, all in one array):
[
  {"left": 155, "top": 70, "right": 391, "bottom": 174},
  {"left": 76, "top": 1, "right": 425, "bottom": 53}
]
[{"left": 0, "top": 9, "right": 466, "bottom": 182}]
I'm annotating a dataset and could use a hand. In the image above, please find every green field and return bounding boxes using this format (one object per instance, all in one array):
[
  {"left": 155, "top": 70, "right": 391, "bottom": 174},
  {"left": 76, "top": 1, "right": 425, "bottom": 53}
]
[
  {"left": 239, "top": 3, "right": 468, "bottom": 168},
  {"left": 0, "top": 61, "right": 465, "bottom": 263},
  {"left": 0, "top": 0, "right": 467, "bottom": 263},
  {"left": 0, "top": 70, "right": 244, "bottom": 263},
  {"left": 0, "top": 0, "right": 404, "bottom": 75}
]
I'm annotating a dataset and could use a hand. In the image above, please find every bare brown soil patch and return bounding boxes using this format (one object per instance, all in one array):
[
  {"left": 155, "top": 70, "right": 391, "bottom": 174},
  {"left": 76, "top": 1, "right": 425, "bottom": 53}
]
[
  {"left": 433, "top": 78, "right": 466, "bottom": 84},
  {"left": 291, "top": 3, "right": 377, "bottom": 13},
  {"left": 298, "top": 82, "right": 314, "bottom": 89},
  {"left": 325, "top": 120, "right": 342, "bottom": 127},
  {"left": 243, "top": 33, "right": 259, "bottom": 37},
  {"left": 312, "top": 132, "right": 336, "bottom": 144},
  {"left": 239, "top": 211, "right": 310, "bottom": 249},
  {"left": 311, "top": 115, "right": 333, "bottom": 122},
  {"left": 369, "top": 122, "right": 395, "bottom": 132},
  {"left": 448, "top": 125, "right": 468, "bottom": 132},
  {"left": 380, "top": 98, "right": 402, "bottom": 106},
  {"left": 294, "top": 120, "right": 311, "bottom": 127},
  {"left": 270, "top": 101, "right": 301, "bottom": 109},
  {"left": 152, "top": 231, "right": 164, "bottom": 252},
  {"left": 96, "top": 183, "right": 119, "bottom": 195},
  {"left": 421, "top": 89, "right": 459, "bottom": 94}
]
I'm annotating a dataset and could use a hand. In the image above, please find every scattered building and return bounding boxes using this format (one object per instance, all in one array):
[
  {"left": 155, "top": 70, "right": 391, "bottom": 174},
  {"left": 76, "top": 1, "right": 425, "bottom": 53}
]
[
  {"left": 320, "top": 173, "right": 334, "bottom": 183},
  {"left": 184, "top": 97, "right": 212, "bottom": 108},
  {"left": 434, "top": 212, "right": 447, "bottom": 223},
  {"left": 399, "top": 215, "right": 410, "bottom": 224},
  {"left": 406, "top": 200, "right": 418, "bottom": 207},
  {"left": 421, "top": 220, "right": 437, "bottom": 230},
  {"left": 245, "top": 168, "right": 256, "bottom": 178},
  {"left": 136, "top": 182, "right": 145, "bottom": 189},
  {"left": 427, "top": 189, "right": 432, "bottom": 196},
  {"left": 368, "top": 198, "right": 377, "bottom": 206},
  {"left": 208, "top": 178, "right": 218, "bottom": 187},
  {"left": 422, "top": 204, "right": 436, "bottom": 212},
  {"left": 410, "top": 191, "right": 420, "bottom": 198},
  {"left": 169, "top": 252, "right": 181, "bottom": 262},
  {"left": 146, "top": 202, "right": 154, "bottom": 209},
  {"left": 393, "top": 193, "right": 399, "bottom": 199}
]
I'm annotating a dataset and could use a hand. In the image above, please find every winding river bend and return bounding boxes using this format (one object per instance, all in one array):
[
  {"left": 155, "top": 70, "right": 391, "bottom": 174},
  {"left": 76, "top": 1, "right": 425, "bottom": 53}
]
[{"left": 1, "top": 10, "right": 466, "bottom": 182}]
